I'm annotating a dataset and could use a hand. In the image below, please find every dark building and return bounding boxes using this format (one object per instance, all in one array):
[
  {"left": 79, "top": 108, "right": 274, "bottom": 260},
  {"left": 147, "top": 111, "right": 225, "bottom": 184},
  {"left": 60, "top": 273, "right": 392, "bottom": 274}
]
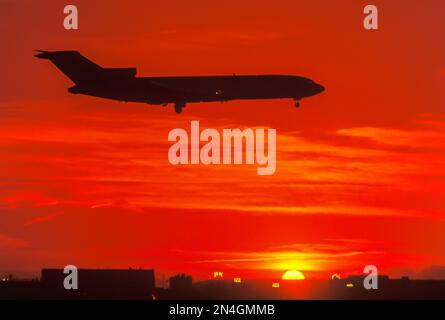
[
  {"left": 2, "top": 271, "right": 445, "bottom": 300},
  {"left": 41, "top": 268, "right": 155, "bottom": 299},
  {"left": 328, "top": 275, "right": 445, "bottom": 300},
  {"left": 169, "top": 274, "right": 193, "bottom": 291}
]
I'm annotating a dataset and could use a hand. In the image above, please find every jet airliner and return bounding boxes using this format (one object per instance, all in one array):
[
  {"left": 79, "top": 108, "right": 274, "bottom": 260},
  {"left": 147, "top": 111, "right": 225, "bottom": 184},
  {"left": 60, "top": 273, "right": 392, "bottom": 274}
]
[{"left": 35, "top": 50, "right": 325, "bottom": 114}]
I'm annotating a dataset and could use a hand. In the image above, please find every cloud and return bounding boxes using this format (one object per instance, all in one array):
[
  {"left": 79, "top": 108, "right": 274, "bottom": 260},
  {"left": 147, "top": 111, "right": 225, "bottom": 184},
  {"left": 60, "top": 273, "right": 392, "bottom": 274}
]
[
  {"left": 418, "top": 119, "right": 445, "bottom": 128},
  {"left": 161, "top": 203, "right": 432, "bottom": 217},
  {"left": 278, "top": 133, "right": 390, "bottom": 158},
  {"left": 272, "top": 238, "right": 380, "bottom": 252},
  {"left": 1, "top": 104, "right": 444, "bottom": 221},
  {"left": 0, "top": 234, "right": 29, "bottom": 249},
  {"left": 337, "top": 127, "right": 445, "bottom": 148},
  {"left": 25, "top": 211, "right": 65, "bottom": 226},
  {"left": 186, "top": 240, "right": 384, "bottom": 272}
]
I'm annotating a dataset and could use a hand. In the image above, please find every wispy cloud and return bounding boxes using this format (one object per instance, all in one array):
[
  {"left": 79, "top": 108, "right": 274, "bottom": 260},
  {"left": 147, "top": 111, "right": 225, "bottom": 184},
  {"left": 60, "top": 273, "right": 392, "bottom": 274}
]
[
  {"left": 25, "top": 211, "right": 65, "bottom": 226},
  {"left": 0, "top": 234, "right": 29, "bottom": 249},
  {"left": 337, "top": 127, "right": 445, "bottom": 148},
  {"left": 186, "top": 240, "right": 384, "bottom": 272}
]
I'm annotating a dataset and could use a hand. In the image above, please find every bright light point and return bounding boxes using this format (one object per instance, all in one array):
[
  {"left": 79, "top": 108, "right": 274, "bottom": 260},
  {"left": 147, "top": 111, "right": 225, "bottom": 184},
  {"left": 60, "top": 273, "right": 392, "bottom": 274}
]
[
  {"left": 233, "top": 277, "right": 242, "bottom": 283},
  {"left": 331, "top": 273, "right": 341, "bottom": 280},
  {"left": 282, "top": 270, "right": 305, "bottom": 280},
  {"left": 272, "top": 282, "right": 280, "bottom": 288},
  {"left": 346, "top": 283, "right": 354, "bottom": 288}
]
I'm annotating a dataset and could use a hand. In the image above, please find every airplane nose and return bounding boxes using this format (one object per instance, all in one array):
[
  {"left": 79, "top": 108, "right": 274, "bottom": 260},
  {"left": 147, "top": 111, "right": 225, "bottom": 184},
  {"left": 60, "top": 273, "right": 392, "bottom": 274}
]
[{"left": 314, "top": 83, "right": 325, "bottom": 94}]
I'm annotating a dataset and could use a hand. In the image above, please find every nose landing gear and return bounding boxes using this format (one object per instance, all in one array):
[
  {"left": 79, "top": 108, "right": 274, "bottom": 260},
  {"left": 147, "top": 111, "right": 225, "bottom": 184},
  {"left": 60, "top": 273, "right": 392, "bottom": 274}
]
[
  {"left": 294, "top": 99, "right": 301, "bottom": 108},
  {"left": 174, "top": 102, "right": 186, "bottom": 114}
]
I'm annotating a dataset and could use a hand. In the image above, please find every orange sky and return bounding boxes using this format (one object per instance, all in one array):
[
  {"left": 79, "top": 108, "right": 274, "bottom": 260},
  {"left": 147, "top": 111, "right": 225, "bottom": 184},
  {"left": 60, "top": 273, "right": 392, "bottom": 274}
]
[{"left": 1, "top": 0, "right": 445, "bottom": 281}]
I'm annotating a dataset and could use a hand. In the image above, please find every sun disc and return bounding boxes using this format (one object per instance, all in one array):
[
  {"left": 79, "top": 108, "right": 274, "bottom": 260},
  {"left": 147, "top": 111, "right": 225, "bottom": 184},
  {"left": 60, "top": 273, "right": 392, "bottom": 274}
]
[{"left": 282, "top": 270, "right": 305, "bottom": 280}]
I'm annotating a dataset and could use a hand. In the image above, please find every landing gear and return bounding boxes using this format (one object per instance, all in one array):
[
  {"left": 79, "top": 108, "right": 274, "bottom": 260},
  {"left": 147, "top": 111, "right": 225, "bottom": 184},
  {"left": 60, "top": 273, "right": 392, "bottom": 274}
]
[
  {"left": 294, "top": 100, "right": 301, "bottom": 108},
  {"left": 174, "top": 102, "right": 186, "bottom": 114}
]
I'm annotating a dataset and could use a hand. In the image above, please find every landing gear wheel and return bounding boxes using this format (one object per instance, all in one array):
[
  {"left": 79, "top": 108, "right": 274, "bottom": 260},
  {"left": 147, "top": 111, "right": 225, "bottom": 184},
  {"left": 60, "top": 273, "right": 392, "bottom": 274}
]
[
  {"left": 174, "top": 102, "right": 186, "bottom": 114},
  {"left": 294, "top": 100, "right": 300, "bottom": 108}
]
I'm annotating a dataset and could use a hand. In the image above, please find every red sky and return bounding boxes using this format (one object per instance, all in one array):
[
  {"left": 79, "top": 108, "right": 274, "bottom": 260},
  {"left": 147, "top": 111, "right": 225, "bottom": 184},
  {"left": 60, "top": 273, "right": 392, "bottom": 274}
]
[{"left": 1, "top": 0, "right": 445, "bottom": 281}]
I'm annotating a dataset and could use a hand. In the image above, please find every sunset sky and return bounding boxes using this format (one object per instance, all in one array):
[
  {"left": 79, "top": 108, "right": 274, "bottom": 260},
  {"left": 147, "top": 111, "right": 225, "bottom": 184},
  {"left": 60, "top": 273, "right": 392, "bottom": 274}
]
[{"left": 1, "top": 0, "right": 445, "bottom": 281}]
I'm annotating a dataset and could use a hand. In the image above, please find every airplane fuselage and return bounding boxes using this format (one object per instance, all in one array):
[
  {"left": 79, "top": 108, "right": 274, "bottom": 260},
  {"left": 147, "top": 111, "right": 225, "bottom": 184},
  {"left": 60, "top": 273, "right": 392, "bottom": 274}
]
[{"left": 70, "top": 75, "right": 324, "bottom": 104}]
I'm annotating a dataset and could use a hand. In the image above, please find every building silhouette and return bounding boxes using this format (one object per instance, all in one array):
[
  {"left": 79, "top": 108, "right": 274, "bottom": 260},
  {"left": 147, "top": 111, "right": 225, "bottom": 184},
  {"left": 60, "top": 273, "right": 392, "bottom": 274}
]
[
  {"left": 40, "top": 268, "right": 155, "bottom": 299},
  {"left": 0, "top": 268, "right": 154, "bottom": 300},
  {"left": 169, "top": 274, "right": 193, "bottom": 291},
  {"left": 1, "top": 269, "right": 445, "bottom": 300}
]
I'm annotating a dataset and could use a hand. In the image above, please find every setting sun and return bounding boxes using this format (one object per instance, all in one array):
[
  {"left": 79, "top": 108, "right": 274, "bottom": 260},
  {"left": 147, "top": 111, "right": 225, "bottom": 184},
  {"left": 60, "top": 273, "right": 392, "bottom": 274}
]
[{"left": 282, "top": 270, "right": 305, "bottom": 281}]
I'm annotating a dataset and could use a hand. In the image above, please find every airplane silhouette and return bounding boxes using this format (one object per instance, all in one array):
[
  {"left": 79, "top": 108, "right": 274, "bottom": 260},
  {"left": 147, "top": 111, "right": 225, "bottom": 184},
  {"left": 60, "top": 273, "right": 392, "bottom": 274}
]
[{"left": 35, "top": 50, "right": 325, "bottom": 114}]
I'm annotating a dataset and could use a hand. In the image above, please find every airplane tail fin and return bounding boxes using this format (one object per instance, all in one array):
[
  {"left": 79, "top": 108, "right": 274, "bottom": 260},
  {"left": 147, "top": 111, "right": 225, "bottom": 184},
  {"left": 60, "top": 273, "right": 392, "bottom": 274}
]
[{"left": 35, "top": 50, "right": 103, "bottom": 85}]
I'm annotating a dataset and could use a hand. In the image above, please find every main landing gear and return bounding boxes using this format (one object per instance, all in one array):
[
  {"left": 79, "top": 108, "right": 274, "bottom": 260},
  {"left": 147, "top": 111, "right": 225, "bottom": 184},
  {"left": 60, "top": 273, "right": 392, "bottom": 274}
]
[
  {"left": 294, "top": 99, "right": 301, "bottom": 108},
  {"left": 174, "top": 102, "right": 186, "bottom": 114}
]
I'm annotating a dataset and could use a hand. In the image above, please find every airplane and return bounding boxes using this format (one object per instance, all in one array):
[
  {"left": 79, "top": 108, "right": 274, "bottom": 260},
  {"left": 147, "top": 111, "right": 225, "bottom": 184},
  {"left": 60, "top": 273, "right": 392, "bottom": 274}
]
[{"left": 35, "top": 50, "right": 325, "bottom": 114}]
